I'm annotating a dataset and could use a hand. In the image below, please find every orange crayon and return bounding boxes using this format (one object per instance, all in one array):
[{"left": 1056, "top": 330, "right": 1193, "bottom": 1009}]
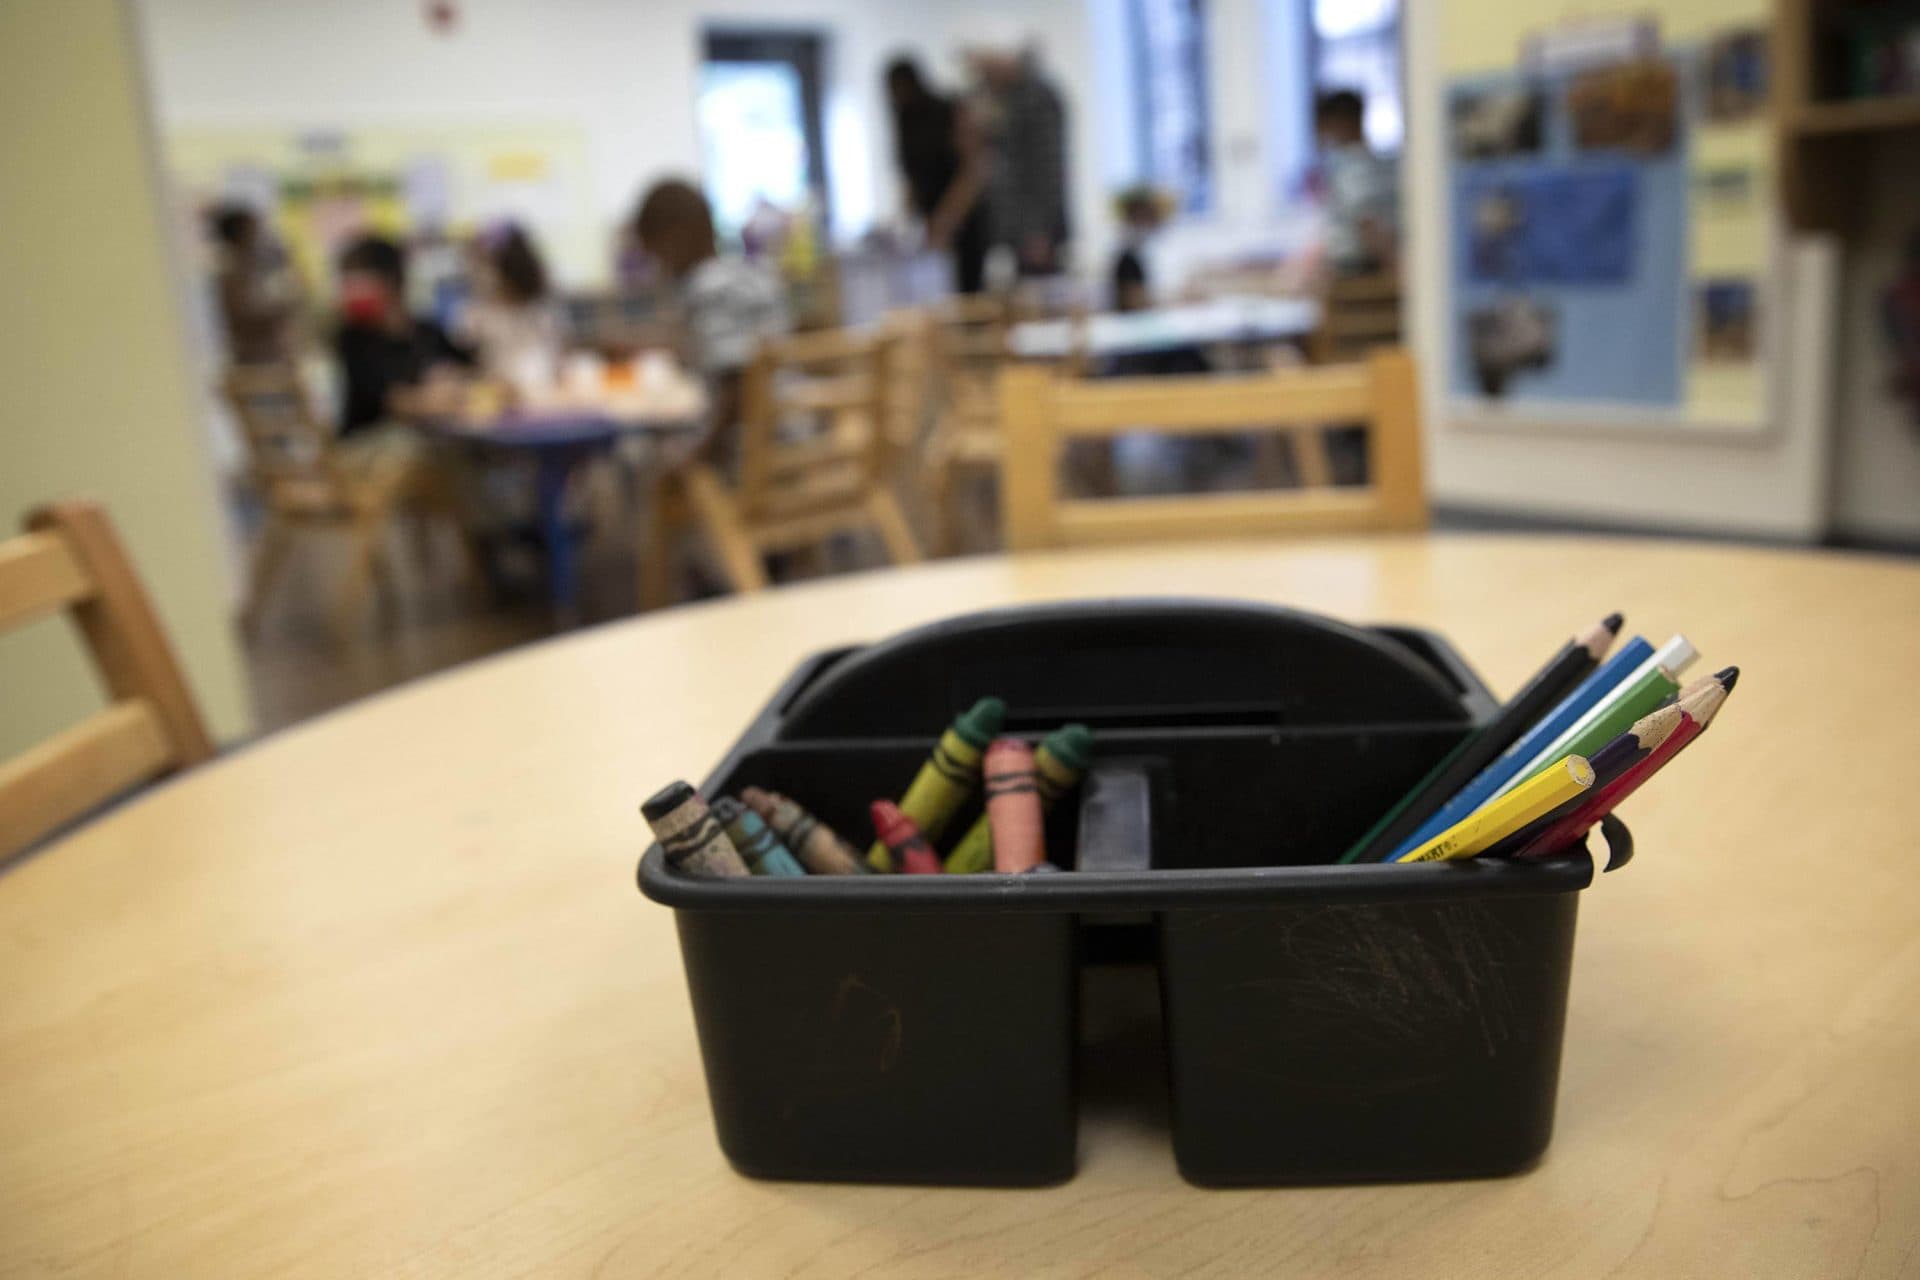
[
  {"left": 869, "top": 800, "right": 943, "bottom": 874},
  {"left": 985, "top": 738, "right": 1046, "bottom": 873}
]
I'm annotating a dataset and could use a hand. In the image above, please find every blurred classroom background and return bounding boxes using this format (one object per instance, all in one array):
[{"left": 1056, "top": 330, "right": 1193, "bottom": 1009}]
[{"left": 5, "top": 0, "right": 1918, "bottom": 748}]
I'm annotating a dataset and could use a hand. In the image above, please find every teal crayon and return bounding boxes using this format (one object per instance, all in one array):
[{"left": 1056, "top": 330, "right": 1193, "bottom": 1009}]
[
  {"left": 740, "top": 787, "right": 870, "bottom": 874},
  {"left": 642, "top": 781, "right": 748, "bottom": 878},
  {"left": 712, "top": 796, "right": 807, "bottom": 876}
]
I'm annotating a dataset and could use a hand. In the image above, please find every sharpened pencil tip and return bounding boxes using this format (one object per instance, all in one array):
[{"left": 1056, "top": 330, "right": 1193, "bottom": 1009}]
[
  {"left": 1601, "top": 611, "right": 1624, "bottom": 633},
  {"left": 1714, "top": 666, "right": 1739, "bottom": 691}
]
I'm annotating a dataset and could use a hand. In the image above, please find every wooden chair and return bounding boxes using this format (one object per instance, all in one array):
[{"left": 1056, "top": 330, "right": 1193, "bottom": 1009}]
[
  {"left": 1309, "top": 270, "right": 1403, "bottom": 364},
  {"left": 0, "top": 502, "right": 215, "bottom": 860},
  {"left": 222, "top": 364, "right": 427, "bottom": 639},
  {"left": 921, "top": 294, "right": 1015, "bottom": 554},
  {"left": 640, "top": 327, "right": 922, "bottom": 604},
  {"left": 1000, "top": 349, "right": 1427, "bottom": 552}
]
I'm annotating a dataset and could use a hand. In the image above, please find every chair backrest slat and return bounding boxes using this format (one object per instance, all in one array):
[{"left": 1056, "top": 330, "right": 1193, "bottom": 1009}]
[
  {"left": 0, "top": 532, "right": 92, "bottom": 631},
  {"left": 0, "top": 502, "right": 214, "bottom": 860},
  {"left": 1001, "top": 349, "right": 1427, "bottom": 552}
]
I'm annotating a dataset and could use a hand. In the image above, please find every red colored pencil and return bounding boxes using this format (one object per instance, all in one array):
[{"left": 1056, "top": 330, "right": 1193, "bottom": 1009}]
[{"left": 1513, "top": 667, "right": 1737, "bottom": 861}]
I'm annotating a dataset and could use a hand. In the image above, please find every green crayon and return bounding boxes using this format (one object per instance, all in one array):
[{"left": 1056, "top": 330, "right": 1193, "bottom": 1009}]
[
  {"left": 868, "top": 696, "right": 1004, "bottom": 871},
  {"left": 712, "top": 796, "right": 808, "bottom": 876},
  {"left": 945, "top": 723, "right": 1093, "bottom": 874},
  {"left": 642, "top": 781, "right": 749, "bottom": 878}
]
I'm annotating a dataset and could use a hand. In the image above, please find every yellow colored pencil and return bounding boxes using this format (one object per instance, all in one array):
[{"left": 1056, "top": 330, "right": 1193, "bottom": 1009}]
[{"left": 1395, "top": 756, "right": 1596, "bottom": 864}]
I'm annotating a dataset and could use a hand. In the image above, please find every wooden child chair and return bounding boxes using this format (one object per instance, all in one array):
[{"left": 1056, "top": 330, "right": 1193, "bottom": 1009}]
[
  {"left": 223, "top": 364, "right": 453, "bottom": 639},
  {"left": 999, "top": 349, "right": 1428, "bottom": 552},
  {"left": 0, "top": 501, "right": 215, "bottom": 860},
  {"left": 1309, "top": 270, "right": 1403, "bottom": 365},
  {"left": 640, "top": 327, "right": 922, "bottom": 605},
  {"left": 921, "top": 294, "right": 1016, "bottom": 554}
]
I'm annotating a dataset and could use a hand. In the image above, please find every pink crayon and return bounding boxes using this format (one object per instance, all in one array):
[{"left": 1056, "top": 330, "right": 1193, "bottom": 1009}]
[{"left": 985, "top": 738, "right": 1046, "bottom": 873}]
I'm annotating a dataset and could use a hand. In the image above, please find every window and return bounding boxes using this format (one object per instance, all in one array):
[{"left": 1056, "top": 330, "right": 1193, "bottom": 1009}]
[
  {"left": 1311, "top": 0, "right": 1402, "bottom": 153},
  {"left": 1125, "top": 0, "right": 1212, "bottom": 213},
  {"left": 698, "top": 30, "right": 831, "bottom": 239}
]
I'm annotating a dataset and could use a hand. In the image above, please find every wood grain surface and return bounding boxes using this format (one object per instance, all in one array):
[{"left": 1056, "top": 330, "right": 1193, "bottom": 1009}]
[{"left": 3, "top": 536, "right": 1917, "bottom": 1277}]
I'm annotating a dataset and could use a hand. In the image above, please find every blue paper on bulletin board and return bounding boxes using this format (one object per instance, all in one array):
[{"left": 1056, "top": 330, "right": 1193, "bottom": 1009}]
[
  {"left": 1464, "top": 167, "right": 1637, "bottom": 285},
  {"left": 1447, "top": 59, "right": 1690, "bottom": 408}
]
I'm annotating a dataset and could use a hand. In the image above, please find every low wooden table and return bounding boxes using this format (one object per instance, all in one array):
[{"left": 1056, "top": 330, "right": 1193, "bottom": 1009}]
[
  {"left": 4, "top": 537, "right": 1916, "bottom": 1276},
  {"left": 418, "top": 403, "right": 701, "bottom": 618}
]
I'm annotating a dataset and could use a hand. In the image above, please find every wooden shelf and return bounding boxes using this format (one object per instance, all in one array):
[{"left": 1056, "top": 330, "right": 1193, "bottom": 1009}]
[{"left": 1791, "top": 95, "right": 1920, "bottom": 136}]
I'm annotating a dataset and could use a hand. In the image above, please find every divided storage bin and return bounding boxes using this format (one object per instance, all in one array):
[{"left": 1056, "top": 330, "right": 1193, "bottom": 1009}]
[{"left": 638, "top": 601, "right": 1624, "bottom": 1187}]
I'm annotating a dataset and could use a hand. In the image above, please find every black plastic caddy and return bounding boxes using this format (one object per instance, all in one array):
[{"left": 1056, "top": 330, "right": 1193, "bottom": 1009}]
[{"left": 638, "top": 600, "right": 1624, "bottom": 1187}]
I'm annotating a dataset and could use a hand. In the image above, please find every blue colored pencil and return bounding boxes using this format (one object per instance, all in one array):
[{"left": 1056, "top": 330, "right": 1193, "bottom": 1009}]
[{"left": 1386, "top": 634, "right": 1655, "bottom": 859}]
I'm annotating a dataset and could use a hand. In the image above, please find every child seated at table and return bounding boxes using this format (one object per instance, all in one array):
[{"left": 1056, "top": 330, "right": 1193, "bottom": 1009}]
[
  {"left": 458, "top": 221, "right": 565, "bottom": 394},
  {"left": 630, "top": 179, "right": 789, "bottom": 475},
  {"left": 332, "top": 234, "right": 471, "bottom": 437}
]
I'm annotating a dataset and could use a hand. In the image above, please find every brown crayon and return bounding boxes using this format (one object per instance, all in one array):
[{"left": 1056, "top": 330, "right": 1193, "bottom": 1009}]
[
  {"left": 642, "top": 781, "right": 748, "bottom": 878},
  {"left": 740, "top": 786, "right": 870, "bottom": 875}
]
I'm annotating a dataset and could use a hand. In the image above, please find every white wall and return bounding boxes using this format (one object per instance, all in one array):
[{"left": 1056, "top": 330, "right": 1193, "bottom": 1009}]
[
  {"left": 0, "top": 0, "right": 252, "bottom": 757},
  {"left": 135, "top": 0, "right": 1116, "bottom": 283},
  {"left": 1403, "top": 0, "right": 1839, "bottom": 541},
  {"left": 1829, "top": 136, "right": 1920, "bottom": 543}
]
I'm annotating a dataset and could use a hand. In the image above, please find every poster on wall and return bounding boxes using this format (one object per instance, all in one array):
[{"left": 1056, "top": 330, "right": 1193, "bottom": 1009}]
[
  {"left": 1440, "top": 4, "right": 1777, "bottom": 432},
  {"left": 166, "top": 123, "right": 600, "bottom": 300}
]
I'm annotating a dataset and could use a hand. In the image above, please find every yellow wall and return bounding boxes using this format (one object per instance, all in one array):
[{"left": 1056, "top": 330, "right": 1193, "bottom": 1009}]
[
  {"left": 0, "top": 0, "right": 251, "bottom": 756},
  {"left": 1443, "top": 0, "right": 1768, "bottom": 75}
]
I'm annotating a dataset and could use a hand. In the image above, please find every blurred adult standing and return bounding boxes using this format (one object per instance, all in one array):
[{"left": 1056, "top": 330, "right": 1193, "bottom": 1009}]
[
  {"left": 884, "top": 57, "right": 989, "bottom": 295},
  {"left": 971, "top": 45, "right": 1070, "bottom": 278}
]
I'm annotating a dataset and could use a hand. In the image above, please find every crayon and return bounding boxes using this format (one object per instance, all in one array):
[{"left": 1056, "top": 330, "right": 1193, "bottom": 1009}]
[
  {"left": 868, "top": 696, "right": 1004, "bottom": 871},
  {"left": 1492, "top": 634, "right": 1698, "bottom": 799},
  {"left": 1387, "top": 634, "right": 1654, "bottom": 859},
  {"left": 712, "top": 796, "right": 808, "bottom": 877},
  {"left": 1342, "top": 611, "right": 1622, "bottom": 863},
  {"left": 1394, "top": 756, "right": 1596, "bottom": 864},
  {"left": 985, "top": 738, "right": 1046, "bottom": 873},
  {"left": 1507, "top": 667, "right": 1737, "bottom": 862},
  {"left": 946, "top": 723, "right": 1093, "bottom": 873},
  {"left": 642, "top": 781, "right": 749, "bottom": 878},
  {"left": 870, "top": 800, "right": 942, "bottom": 874},
  {"left": 739, "top": 786, "right": 870, "bottom": 874}
]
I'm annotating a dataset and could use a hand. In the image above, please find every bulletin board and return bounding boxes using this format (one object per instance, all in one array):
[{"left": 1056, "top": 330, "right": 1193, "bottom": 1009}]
[
  {"left": 1440, "top": 2, "right": 1775, "bottom": 431},
  {"left": 165, "top": 123, "right": 603, "bottom": 295}
]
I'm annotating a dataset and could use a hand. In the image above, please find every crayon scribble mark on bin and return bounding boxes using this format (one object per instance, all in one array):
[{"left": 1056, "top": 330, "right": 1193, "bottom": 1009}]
[{"left": 825, "top": 973, "right": 903, "bottom": 1074}]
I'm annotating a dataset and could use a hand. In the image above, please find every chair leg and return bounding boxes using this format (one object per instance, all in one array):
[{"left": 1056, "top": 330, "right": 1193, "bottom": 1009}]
[
  {"left": 334, "top": 514, "right": 387, "bottom": 641},
  {"left": 681, "top": 467, "right": 769, "bottom": 593},
  {"left": 240, "top": 514, "right": 296, "bottom": 638},
  {"left": 639, "top": 473, "right": 686, "bottom": 610},
  {"left": 866, "top": 488, "right": 924, "bottom": 566}
]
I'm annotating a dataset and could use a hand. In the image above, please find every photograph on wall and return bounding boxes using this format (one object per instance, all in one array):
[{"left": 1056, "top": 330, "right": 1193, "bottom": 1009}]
[
  {"left": 1450, "top": 85, "right": 1547, "bottom": 160},
  {"left": 1567, "top": 60, "right": 1679, "bottom": 154},
  {"left": 1465, "top": 167, "right": 1638, "bottom": 285},
  {"left": 1695, "top": 280, "right": 1758, "bottom": 362},
  {"left": 1704, "top": 28, "right": 1769, "bottom": 122},
  {"left": 1466, "top": 296, "right": 1558, "bottom": 397}
]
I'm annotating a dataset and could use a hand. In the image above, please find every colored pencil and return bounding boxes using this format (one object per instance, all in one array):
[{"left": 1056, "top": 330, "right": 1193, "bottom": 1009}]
[
  {"left": 1507, "top": 667, "right": 1737, "bottom": 861},
  {"left": 1385, "top": 633, "right": 1654, "bottom": 859},
  {"left": 1491, "top": 634, "right": 1698, "bottom": 800},
  {"left": 1340, "top": 611, "right": 1623, "bottom": 863},
  {"left": 1394, "top": 756, "right": 1597, "bottom": 864}
]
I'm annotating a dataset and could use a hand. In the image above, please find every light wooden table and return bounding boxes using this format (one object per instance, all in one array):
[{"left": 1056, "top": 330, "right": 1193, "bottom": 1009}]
[{"left": 4, "top": 536, "right": 1917, "bottom": 1278}]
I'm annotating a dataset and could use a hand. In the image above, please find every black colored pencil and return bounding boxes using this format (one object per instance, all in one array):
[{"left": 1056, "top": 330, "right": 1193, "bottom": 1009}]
[{"left": 1339, "top": 610, "right": 1624, "bottom": 864}]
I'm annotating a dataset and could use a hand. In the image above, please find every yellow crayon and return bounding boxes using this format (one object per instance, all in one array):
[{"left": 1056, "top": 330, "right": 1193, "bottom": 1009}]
[
  {"left": 868, "top": 697, "right": 1004, "bottom": 871},
  {"left": 1395, "top": 756, "right": 1595, "bottom": 864}
]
